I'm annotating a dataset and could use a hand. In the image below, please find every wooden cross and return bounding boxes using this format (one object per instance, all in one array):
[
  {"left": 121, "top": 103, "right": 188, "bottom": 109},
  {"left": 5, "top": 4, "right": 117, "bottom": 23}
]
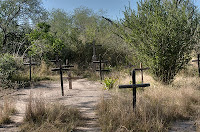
[
  {"left": 192, "top": 54, "right": 200, "bottom": 77},
  {"left": 61, "top": 61, "right": 79, "bottom": 90},
  {"left": 50, "top": 56, "right": 59, "bottom": 66},
  {"left": 93, "top": 54, "right": 109, "bottom": 81},
  {"left": 51, "top": 58, "right": 71, "bottom": 96},
  {"left": 24, "top": 56, "right": 38, "bottom": 82},
  {"left": 66, "top": 72, "right": 82, "bottom": 89},
  {"left": 90, "top": 40, "right": 102, "bottom": 71},
  {"left": 119, "top": 69, "right": 150, "bottom": 110},
  {"left": 135, "top": 63, "right": 149, "bottom": 83}
]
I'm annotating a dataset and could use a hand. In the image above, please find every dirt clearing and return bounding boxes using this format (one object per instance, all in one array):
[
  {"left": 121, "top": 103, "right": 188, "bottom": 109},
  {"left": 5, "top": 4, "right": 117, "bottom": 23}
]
[{"left": 0, "top": 79, "right": 110, "bottom": 132}]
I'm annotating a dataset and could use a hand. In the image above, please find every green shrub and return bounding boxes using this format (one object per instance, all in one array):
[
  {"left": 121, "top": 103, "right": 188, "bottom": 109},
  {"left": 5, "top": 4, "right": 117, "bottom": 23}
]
[
  {"left": 0, "top": 53, "right": 23, "bottom": 88},
  {"left": 121, "top": 0, "right": 200, "bottom": 84},
  {"left": 103, "top": 77, "right": 117, "bottom": 90}
]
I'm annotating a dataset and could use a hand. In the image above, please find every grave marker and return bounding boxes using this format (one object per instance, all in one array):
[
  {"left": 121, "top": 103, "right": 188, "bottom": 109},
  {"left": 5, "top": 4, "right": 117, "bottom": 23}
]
[
  {"left": 24, "top": 56, "right": 38, "bottom": 82},
  {"left": 135, "top": 63, "right": 149, "bottom": 83},
  {"left": 119, "top": 68, "right": 150, "bottom": 110},
  {"left": 66, "top": 72, "right": 82, "bottom": 89},
  {"left": 90, "top": 40, "right": 102, "bottom": 71},
  {"left": 93, "top": 54, "right": 109, "bottom": 81},
  {"left": 51, "top": 58, "right": 70, "bottom": 96},
  {"left": 192, "top": 54, "right": 200, "bottom": 77},
  {"left": 61, "top": 61, "right": 79, "bottom": 90}
]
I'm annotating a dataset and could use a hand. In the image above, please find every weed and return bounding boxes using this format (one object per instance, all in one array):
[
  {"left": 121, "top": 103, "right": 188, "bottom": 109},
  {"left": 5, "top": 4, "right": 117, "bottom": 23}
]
[{"left": 103, "top": 77, "right": 117, "bottom": 90}]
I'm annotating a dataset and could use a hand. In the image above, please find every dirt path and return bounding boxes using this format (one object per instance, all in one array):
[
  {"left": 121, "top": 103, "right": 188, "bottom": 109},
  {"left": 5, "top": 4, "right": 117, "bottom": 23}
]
[
  {"left": 0, "top": 79, "right": 109, "bottom": 132},
  {"left": 169, "top": 121, "right": 198, "bottom": 132}
]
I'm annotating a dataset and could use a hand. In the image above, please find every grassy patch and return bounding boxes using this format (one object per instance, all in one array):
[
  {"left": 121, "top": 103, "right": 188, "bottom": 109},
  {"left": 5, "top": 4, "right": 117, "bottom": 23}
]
[
  {"left": 20, "top": 95, "right": 83, "bottom": 132},
  {"left": 97, "top": 75, "right": 200, "bottom": 131},
  {"left": 0, "top": 96, "right": 17, "bottom": 124}
]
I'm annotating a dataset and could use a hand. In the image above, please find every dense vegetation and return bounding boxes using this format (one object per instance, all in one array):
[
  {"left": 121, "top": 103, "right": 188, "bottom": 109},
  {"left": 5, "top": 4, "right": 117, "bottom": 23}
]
[
  {"left": 120, "top": 0, "right": 200, "bottom": 83},
  {"left": 0, "top": 0, "right": 199, "bottom": 86}
]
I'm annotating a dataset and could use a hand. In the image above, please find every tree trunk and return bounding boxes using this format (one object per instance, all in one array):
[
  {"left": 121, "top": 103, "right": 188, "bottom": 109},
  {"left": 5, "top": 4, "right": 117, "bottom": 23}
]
[{"left": 2, "top": 32, "right": 7, "bottom": 53}]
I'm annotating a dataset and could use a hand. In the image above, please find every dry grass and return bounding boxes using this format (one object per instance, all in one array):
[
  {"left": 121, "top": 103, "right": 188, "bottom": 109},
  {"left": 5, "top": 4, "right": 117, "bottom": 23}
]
[
  {"left": 20, "top": 94, "right": 83, "bottom": 132},
  {"left": 0, "top": 96, "right": 17, "bottom": 124},
  {"left": 97, "top": 74, "right": 200, "bottom": 132}
]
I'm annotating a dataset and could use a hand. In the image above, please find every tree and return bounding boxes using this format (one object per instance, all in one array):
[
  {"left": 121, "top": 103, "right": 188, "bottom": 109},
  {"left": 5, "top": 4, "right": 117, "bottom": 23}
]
[
  {"left": 27, "top": 22, "right": 64, "bottom": 59},
  {"left": 47, "top": 7, "right": 133, "bottom": 67},
  {"left": 0, "top": 0, "right": 47, "bottom": 53},
  {"left": 71, "top": 7, "right": 132, "bottom": 66},
  {"left": 121, "top": 0, "right": 200, "bottom": 84}
]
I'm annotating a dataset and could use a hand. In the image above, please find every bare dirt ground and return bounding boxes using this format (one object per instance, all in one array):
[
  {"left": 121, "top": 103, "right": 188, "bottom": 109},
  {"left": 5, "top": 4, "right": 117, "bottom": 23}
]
[
  {"left": 0, "top": 79, "right": 110, "bottom": 132},
  {"left": 169, "top": 121, "right": 198, "bottom": 132}
]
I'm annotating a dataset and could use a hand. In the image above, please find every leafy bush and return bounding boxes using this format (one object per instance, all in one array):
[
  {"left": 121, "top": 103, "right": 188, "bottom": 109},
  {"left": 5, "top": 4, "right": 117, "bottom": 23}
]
[
  {"left": 0, "top": 54, "right": 23, "bottom": 88},
  {"left": 121, "top": 0, "right": 200, "bottom": 84},
  {"left": 103, "top": 77, "right": 117, "bottom": 90}
]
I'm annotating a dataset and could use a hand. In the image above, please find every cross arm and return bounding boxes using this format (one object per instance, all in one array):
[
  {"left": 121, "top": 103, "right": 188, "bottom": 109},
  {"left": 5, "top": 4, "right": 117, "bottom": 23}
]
[
  {"left": 96, "top": 69, "right": 110, "bottom": 72},
  {"left": 134, "top": 68, "right": 149, "bottom": 71},
  {"left": 24, "top": 63, "right": 30, "bottom": 65},
  {"left": 24, "top": 62, "right": 38, "bottom": 65},
  {"left": 51, "top": 68, "right": 70, "bottom": 71},
  {"left": 31, "top": 62, "right": 38, "bottom": 65},
  {"left": 62, "top": 65, "right": 74, "bottom": 68},
  {"left": 65, "top": 76, "right": 82, "bottom": 80},
  {"left": 119, "top": 83, "right": 150, "bottom": 88},
  {"left": 192, "top": 60, "right": 199, "bottom": 62},
  {"left": 96, "top": 45, "right": 102, "bottom": 47},
  {"left": 50, "top": 60, "right": 58, "bottom": 63},
  {"left": 93, "top": 61, "right": 108, "bottom": 63},
  {"left": 89, "top": 44, "right": 102, "bottom": 47}
]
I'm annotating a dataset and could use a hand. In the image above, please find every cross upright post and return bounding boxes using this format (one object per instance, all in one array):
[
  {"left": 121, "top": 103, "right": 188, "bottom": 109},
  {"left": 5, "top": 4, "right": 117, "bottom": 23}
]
[
  {"left": 93, "top": 54, "right": 109, "bottom": 81},
  {"left": 132, "top": 70, "right": 136, "bottom": 108},
  {"left": 29, "top": 56, "right": 32, "bottom": 82},
  {"left": 192, "top": 54, "right": 200, "bottom": 77},
  {"left": 24, "top": 56, "right": 37, "bottom": 82},
  {"left": 90, "top": 40, "right": 102, "bottom": 71},
  {"left": 66, "top": 72, "right": 82, "bottom": 89},
  {"left": 140, "top": 63, "right": 143, "bottom": 83},
  {"left": 68, "top": 72, "right": 72, "bottom": 89},
  {"left": 62, "top": 60, "right": 81, "bottom": 90},
  {"left": 59, "top": 59, "right": 64, "bottom": 96},
  {"left": 119, "top": 68, "right": 150, "bottom": 110},
  {"left": 135, "top": 63, "right": 149, "bottom": 83},
  {"left": 51, "top": 58, "right": 70, "bottom": 96},
  {"left": 99, "top": 56, "right": 102, "bottom": 80}
]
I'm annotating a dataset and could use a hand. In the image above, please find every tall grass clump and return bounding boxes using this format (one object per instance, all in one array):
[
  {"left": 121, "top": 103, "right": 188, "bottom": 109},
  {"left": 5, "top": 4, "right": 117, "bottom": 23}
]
[
  {"left": 0, "top": 96, "right": 16, "bottom": 124},
  {"left": 20, "top": 95, "right": 83, "bottom": 132},
  {"left": 97, "top": 77, "right": 200, "bottom": 131}
]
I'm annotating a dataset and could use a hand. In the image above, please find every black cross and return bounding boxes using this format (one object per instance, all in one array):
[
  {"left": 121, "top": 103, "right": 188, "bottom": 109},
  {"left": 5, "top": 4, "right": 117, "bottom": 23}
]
[
  {"left": 24, "top": 56, "right": 37, "bottom": 82},
  {"left": 93, "top": 54, "right": 109, "bottom": 81},
  {"left": 119, "top": 69, "right": 150, "bottom": 110},
  {"left": 90, "top": 40, "right": 102, "bottom": 71},
  {"left": 51, "top": 58, "right": 72, "bottom": 96},
  {"left": 50, "top": 56, "right": 59, "bottom": 66},
  {"left": 135, "top": 63, "right": 149, "bottom": 83},
  {"left": 192, "top": 54, "right": 200, "bottom": 77}
]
